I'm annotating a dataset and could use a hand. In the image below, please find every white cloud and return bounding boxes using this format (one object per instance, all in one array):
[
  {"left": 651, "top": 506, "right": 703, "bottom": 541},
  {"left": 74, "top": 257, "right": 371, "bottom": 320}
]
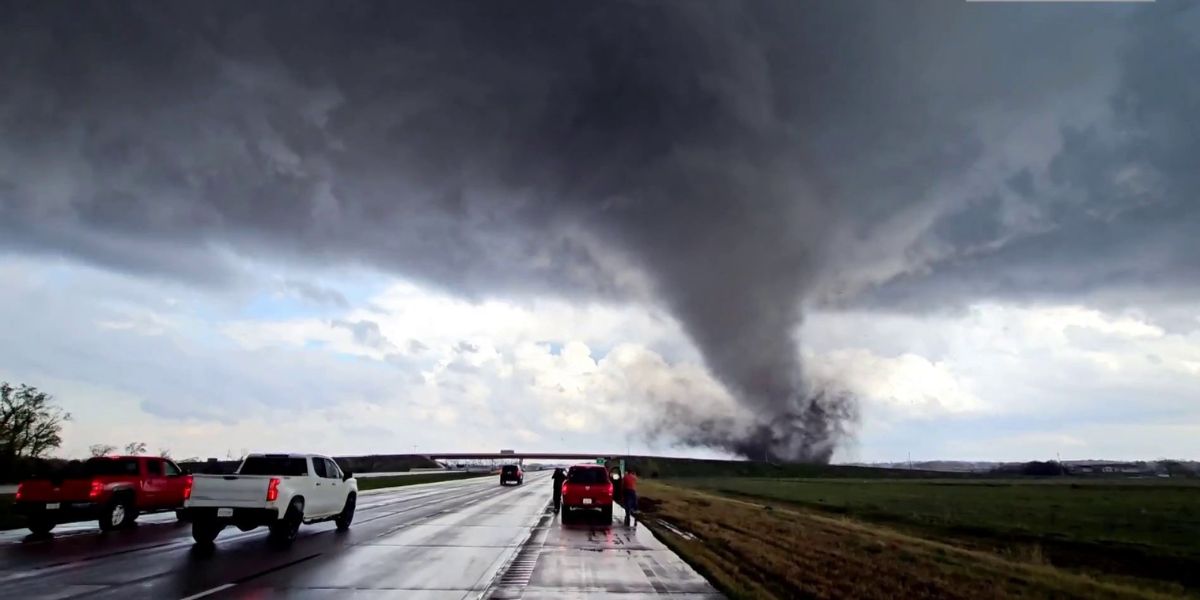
[
  {"left": 808, "top": 349, "right": 985, "bottom": 418},
  {"left": 5, "top": 253, "right": 1200, "bottom": 463},
  {"left": 805, "top": 302, "right": 1200, "bottom": 461}
]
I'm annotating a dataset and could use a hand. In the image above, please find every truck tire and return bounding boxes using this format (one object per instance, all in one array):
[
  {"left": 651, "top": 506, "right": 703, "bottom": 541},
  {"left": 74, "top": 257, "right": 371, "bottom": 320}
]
[
  {"left": 175, "top": 509, "right": 192, "bottom": 523},
  {"left": 335, "top": 493, "right": 356, "bottom": 531},
  {"left": 268, "top": 498, "right": 304, "bottom": 546},
  {"left": 99, "top": 495, "right": 137, "bottom": 531},
  {"left": 192, "top": 518, "right": 222, "bottom": 546},
  {"left": 601, "top": 505, "right": 613, "bottom": 523},
  {"left": 28, "top": 516, "right": 55, "bottom": 536}
]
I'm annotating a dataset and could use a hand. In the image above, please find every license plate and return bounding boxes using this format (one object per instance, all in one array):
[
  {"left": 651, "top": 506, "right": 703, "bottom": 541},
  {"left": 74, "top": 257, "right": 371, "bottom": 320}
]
[
  {"left": 582, "top": 498, "right": 593, "bottom": 505},
  {"left": 217, "top": 508, "right": 234, "bottom": 518},
  {"left": 46, "top": 503, "right": 60, "bottom": 510}
]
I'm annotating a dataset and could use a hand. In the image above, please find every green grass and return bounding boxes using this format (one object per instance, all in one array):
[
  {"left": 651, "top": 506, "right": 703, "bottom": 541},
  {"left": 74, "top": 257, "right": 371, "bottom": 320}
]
[
  {"left": 671, "top": 477, "right": 1200, "bottom": 591},
  {"left": 355, "top": 471, "right": 490, "bottom": 491},
  {"left": 640, "top": 482, "right": 1175, "bottom": 600}
]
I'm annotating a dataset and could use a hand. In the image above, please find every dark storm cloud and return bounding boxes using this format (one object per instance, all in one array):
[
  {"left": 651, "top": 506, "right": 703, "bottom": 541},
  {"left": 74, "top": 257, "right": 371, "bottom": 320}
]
[
  {"left": 856, "top": 2, "right": 1200, "bottom": 318},
  {"left": 0, "top": 1, "right": 1190, "bottom": 459}
]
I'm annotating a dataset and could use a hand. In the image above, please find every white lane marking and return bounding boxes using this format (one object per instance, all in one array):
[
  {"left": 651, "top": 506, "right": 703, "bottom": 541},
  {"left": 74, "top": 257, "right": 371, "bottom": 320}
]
[
  {"left": 179, "top": 582, "right": 234, "bottom": 600},
  {"left": 0, "top": 476, "right": 548, "bottom": 590}
]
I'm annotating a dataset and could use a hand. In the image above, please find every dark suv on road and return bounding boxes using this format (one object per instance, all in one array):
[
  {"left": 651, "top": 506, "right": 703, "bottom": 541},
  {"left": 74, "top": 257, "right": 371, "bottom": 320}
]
[{"left": 500, "top": 464, "right": 523, "bottom": 486}]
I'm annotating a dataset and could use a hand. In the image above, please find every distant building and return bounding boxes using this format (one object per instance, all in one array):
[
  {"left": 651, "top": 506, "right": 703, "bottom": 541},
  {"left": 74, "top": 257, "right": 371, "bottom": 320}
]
[{"left": 1067, "top": 462, "right": 1156, "bottom": 476}]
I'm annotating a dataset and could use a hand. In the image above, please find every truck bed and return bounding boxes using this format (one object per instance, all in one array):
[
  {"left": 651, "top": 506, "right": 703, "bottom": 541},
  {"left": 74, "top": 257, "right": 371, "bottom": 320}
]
[
  {"left": 187, "top": 474, "right": 286, "bottom": 507},
  {"left": 16, "top": 478, "right": 97, "bottom": 503}
]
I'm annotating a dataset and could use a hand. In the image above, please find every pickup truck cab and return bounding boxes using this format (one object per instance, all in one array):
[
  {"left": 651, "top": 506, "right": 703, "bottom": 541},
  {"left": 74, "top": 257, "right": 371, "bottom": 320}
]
[
  {"left": 184, "top": 453, "right": 357, "bottom": 546},
  {"left": 15, "top": 455, "right": 192, "bottom": 535}
]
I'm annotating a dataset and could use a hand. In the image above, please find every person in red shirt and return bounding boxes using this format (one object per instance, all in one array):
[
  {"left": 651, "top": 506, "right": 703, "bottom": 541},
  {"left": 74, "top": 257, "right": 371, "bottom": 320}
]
[{"left": 622, "top": 468, "right": 639, "bottom": 527}]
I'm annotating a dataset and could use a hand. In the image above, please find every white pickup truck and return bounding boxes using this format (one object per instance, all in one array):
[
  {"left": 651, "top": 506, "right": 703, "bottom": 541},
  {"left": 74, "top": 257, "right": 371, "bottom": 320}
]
[{"left": 183, "top": 453, "right": 357, "bottom": 546}]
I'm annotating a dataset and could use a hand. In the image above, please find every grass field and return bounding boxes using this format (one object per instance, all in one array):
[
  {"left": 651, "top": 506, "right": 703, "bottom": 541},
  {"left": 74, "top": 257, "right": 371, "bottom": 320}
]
[
  {"left": 640, "top": 481, "right": 1186, "bottom": 599},
  {"left": 644, "top": 478, "right": 1200, "bottom": 598}
]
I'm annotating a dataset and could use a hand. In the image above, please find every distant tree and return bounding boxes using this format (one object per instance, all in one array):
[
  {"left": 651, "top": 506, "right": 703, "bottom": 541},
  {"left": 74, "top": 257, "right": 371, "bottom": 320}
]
[
  {"left": 0, "top": 382, "right": 71, "bottom": 459},
  {"left": 1020, "top": 460, "right": 1066, "bottom": 476},
  {"left": 89, "top": 444, "right": 117, "bottom": 457},
  {"left": 124, "top": 441, "right": 147, "bottom": 455},
  {"left": 158, "top": 448, "right": 171, "bottom": 459},
  {"left": 1159, "top": 460, "right": 1197, "bottom": 478}
]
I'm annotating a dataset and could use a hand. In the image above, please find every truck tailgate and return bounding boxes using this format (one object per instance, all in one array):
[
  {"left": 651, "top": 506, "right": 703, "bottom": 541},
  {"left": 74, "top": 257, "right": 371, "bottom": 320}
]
[
  {"left": 17, "top": 479, "right": 95, "bottom": 503},
  {"left": 188, "top": 474, "right": 276, "bottom": 507}
]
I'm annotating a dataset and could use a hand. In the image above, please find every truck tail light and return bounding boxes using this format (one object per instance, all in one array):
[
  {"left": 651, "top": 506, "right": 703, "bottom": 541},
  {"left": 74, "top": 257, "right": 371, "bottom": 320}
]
[
  {"left": 183, "top": 475, "right": 194, "bottom": 500},
  {"left": 266, "top": 477, "right": 281, "bottom": 502},
  {"left": 14, "top": 483, "right": 22, "bottom": 501},
  {"left": 88, "top": 479, "right": 103, "bottom": 499}
]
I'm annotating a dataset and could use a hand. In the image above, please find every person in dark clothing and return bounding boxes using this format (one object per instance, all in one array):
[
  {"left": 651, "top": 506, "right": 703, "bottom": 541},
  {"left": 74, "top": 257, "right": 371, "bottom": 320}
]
[
  {"left": 551, "top": 468, "right": 566, "bottom": 513},
  {"left": 610, "top": 468, "right": 623, "bottom": 506}
]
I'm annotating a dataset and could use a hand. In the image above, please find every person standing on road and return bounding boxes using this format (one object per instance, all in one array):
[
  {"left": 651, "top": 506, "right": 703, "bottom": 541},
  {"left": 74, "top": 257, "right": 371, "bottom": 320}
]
[
  {"left": 551, "top": 468, "right": 566, "bottom": 513},
  {"left": 611, "top": 469, "right": 623, "bottom": 506},
  {"left": 622, "top": 468, "right": 639, "bottom": 527}
]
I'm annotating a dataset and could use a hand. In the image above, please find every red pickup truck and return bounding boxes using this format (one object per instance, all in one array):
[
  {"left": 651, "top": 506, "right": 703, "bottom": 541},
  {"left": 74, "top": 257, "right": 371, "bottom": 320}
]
[{"left": 15, "top": 455, "right": 193, "bottom": 535}]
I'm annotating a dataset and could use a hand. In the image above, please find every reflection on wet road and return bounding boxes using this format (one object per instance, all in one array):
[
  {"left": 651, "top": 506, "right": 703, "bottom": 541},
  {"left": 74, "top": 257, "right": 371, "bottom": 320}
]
[{"left": 0, "top": 472, "right": 721, "bottom": 599}]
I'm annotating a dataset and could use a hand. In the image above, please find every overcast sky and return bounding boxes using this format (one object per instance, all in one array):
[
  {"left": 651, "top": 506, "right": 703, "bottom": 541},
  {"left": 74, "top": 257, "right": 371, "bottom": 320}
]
[{"left": 1, "top": 1, "right": 1197, "bottom": 462}]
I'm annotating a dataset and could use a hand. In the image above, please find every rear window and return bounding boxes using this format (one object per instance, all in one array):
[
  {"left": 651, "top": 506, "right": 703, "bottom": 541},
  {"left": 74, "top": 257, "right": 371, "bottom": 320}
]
[
  {"left": 567, "top": 467, "right": 607, "bottom": 484},
  {"left": 238, "top": 456, "right": 309, "bottom": 476},
  {"left": 502, "top": 465, "right": 520, "bottom": 473},
  {"left": 85, "top": 458, "right": 140, "bottom": 476}
]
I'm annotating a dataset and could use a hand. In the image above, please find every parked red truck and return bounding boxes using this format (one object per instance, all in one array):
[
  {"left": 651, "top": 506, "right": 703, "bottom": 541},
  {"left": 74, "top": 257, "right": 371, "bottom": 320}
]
[
  {"left": 560, "top": 463, "right": 613, "bottom": 523},
  {"left": 15, "top": 455, "right": 193, "bottom": 535}
]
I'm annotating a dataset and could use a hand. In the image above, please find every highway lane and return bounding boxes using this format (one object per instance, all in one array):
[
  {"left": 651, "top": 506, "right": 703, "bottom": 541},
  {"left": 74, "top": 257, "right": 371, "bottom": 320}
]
[
  {"left": 213, "top": 481, "right": 720, "bottom": 599},
  {"left": 0, "top": 472, "right": 482, "bottom": 544},
  {"left": 507, "top": 504, "right": 722, "bottom": 599},
  {"left": 1, "top": 471, "right": 721, "bottom": 599},
  {"left": 0, "top": 473, "right": 543, "bottom": 599}
]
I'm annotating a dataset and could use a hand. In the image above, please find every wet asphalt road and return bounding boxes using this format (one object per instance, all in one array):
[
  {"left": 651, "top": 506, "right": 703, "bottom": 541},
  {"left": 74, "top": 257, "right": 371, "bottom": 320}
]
[{"left": 0, "top": 472, "right": 720, "bottom": 599}]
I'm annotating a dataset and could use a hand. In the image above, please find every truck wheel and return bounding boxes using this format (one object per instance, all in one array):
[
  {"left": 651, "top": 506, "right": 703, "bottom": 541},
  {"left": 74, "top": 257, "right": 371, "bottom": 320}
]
[
  {"left": 28, "top": 516, "right": 55, "bottom": 536},
  {"left": 100, "top": 496, "right": 137, "bottom": 531},
  {"left": 175, "top": 509, "right": 192, "bottom": 523},
  {"left": 335, "top": 493, "right": 356, "bottom": 531},
  {"left": 268, "top": 498, "right": 303, "bottom": 546},
  {"left": 192, "top": 518, "right": 223, "bottom": 546},
  {"left": 601, "top": 506, "right": 613, "bottom": 523}
]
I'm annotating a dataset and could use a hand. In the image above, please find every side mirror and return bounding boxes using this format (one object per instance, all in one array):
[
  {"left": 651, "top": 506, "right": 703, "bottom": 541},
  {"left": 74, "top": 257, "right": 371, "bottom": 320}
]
[{"left": 343, "top": 471, "right": 354, "bottom": 482}]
